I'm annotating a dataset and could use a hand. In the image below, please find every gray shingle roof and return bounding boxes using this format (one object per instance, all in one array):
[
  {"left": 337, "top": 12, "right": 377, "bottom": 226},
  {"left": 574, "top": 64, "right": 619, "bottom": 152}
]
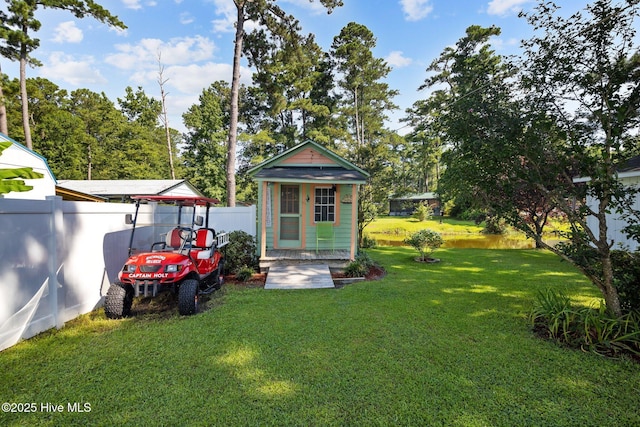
[{"left": 252, "top": 167, "right": 368, "bottom": 183}]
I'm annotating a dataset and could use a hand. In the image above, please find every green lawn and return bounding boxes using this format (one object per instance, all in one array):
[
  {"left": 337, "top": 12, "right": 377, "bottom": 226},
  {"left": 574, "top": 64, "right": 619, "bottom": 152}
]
[
  {"left": 1, "top": 248, "right": 639, "bottom": 426},
  {"left": 364, "top": 216, "right": 567, "bottom": 246}
]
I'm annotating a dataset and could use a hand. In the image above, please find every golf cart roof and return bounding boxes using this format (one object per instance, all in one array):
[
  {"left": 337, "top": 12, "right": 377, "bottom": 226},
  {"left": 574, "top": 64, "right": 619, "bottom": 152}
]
[{"left": 131, "top": 195, "right": 220, "bottom": 206}]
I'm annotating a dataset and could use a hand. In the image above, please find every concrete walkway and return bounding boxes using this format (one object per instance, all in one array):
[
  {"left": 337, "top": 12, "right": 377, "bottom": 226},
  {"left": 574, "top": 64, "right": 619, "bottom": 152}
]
[{"left": 264, "top": 264, "right": 335, "bottom": 289}]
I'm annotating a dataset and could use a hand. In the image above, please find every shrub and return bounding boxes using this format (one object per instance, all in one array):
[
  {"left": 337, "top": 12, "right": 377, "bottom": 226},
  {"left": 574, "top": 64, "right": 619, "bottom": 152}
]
[
  {"left": 224, "top": 230, "right": 258, "bottom": 275},
  {"left": 343, "top": 252, "right": 378, "bottom": 278},
  {"left": 344, "top": 260, "right": 368, "bottom": 278},
  {"left": 460, "top": 208, "right": 487, "bottom": 224},
  {"left": 412, "top": 204, "right": 433, "bottom": 222},
  {"left": 235, "top": 265, "right": 255, "bottom": 282},
  {"left": 404, "top": 229, "right": 443, "bottom": 261},
  {"left": 530, "top": 288, "right": 640, "bottom": 358},
  {"left": 482, "top": 216, "right": 506, "bottom": 234},
  {"left": 360, "top": 234, "right": 377, "bottom": 249},
  {"left": 610, "top": 250, "right": 640, "bottom": 313}
]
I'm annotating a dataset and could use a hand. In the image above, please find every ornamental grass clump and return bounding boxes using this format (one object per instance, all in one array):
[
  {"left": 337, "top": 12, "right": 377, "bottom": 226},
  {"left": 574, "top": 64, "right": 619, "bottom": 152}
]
[
  {"left": 404, "top": 229, "right": 443, "bottom": 262},
  {"left": 530, "top": 288, "right": 640, "bottom": 358}
]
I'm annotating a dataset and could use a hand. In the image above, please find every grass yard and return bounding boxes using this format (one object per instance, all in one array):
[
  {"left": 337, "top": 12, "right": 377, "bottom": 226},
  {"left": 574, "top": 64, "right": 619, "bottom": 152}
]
[
  {"left": 363, "top": 216, "right": 568, "bottom": 247},
  {"left": 1, "top": 248, "right": 639, "bottom": 426}
]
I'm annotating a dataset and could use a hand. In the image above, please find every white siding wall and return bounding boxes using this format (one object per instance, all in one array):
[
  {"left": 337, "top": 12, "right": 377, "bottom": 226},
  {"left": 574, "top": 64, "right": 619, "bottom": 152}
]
[{"left": 585, "top": 175, "right": 640, "bottom": 251}]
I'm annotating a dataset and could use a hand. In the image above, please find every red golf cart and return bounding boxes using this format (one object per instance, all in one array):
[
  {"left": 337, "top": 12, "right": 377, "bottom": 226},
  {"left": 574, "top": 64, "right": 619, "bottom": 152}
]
[{"left": 104, "top": 195, "right": 228, "bottom": 318}]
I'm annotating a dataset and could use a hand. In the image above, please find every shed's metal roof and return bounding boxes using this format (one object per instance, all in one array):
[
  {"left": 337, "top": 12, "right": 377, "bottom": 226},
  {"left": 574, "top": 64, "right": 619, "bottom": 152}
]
[{"left": 56, "top": 179, "right": 201, "bottom": 197}]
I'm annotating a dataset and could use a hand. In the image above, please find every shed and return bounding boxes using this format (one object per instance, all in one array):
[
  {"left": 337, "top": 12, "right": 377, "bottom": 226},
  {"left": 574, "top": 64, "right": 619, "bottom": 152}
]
[
  {"left": 56, "top": 179, "right": 203, "bottom": 203},
  {"left": 389, "top": 192, "right": 441, "bottom": 216},
  {"left": 248, "top": 140, "right": 369, "bottom": 262},
  {"left": 0, "top": 133, "right": 56, "bottom": 200}
]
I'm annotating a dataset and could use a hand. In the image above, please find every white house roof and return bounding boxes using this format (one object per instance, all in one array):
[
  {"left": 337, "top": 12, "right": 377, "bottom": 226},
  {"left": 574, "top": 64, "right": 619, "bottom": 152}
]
[{"left": 56, "top": 179, "right": 203, "bottom": 200}]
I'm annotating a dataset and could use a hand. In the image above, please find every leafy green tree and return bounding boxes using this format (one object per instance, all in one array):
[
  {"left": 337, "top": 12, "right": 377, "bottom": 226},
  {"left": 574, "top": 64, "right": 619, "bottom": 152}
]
[
  {"left": 67, "top": 88, "right": 126, "bottom": 179},
  {"left": 414, "top": 25, "right": 564, "bottom": 247},
  {"left": 517, "top": 0, "right": 640, "bottom": 317},
  {"left": 0, "top": 0, "right": 126, "bottom": 149},
  {"left": 330, "top": 22, "right": 399, "bottom": 244},
  {"left": 118, "top": 86, "right": 162, "bottom": 129},
  {"left": 225, "top": 0, "right": 342, "bottom": 207},
  {"left": 182, "top": 83, "right": 229, "bottom": 200},
  {"left": 244, "top": 27, "right": 335, "bottom": 147}
]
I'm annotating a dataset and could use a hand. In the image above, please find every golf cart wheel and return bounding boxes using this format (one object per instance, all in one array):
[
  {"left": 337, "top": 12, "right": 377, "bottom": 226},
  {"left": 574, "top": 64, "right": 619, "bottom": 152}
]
[
  {"left": 105, "top": 283, "right": 134, "bottom": 319},
  {"left": 178, "top": 279, "right": 199, "bottom": 315}
]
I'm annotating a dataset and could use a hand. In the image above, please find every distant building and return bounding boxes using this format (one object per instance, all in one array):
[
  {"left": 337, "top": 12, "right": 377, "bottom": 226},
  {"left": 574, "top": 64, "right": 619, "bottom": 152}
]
[
  {"left": 56, "top": 179, "right": 203, "bottom": 203},
  {"left": 389, "top": 192, "right": 441, "bottom": 216},
  {"left": 574, "top": 155, "right": 640, "bottom": 251}
]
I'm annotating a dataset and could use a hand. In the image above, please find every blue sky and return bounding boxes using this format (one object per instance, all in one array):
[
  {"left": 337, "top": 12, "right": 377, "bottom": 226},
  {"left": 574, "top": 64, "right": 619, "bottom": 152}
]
[{"left": 1, "top": 0, "right": 595, "bottom": 134}]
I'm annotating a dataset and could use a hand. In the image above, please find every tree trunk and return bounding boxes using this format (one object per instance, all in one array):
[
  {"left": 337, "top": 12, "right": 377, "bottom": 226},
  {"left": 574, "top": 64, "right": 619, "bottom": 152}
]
[
  {"left": 20, "top": 51, "right": 32, "bottom": 149},
  {"left": 226, "top": 2, "right": 245, "bottom": 208},
  {"left": 157, "top": 60, "right": 175, "bottom": 180},
  {"left": 0, "top": 74, "right": 7, "bottom": 135}
]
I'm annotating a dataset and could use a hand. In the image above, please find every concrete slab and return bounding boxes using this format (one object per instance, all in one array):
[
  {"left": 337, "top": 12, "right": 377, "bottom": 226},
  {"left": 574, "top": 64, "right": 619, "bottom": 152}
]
[{"left": 264, "top": 264, "right": 335, "bottom": 289}]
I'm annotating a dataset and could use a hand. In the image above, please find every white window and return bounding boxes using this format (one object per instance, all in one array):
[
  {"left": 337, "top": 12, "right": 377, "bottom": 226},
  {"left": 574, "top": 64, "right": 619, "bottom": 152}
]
[{"left": 314, "top": 187, "right": 335, "bottom": 222}]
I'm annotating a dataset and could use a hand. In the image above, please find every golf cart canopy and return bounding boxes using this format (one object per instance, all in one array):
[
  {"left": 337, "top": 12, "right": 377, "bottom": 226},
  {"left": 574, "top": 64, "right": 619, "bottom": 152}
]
[{"left": 131, "top": 195, "right": 220, "bottom": 206}]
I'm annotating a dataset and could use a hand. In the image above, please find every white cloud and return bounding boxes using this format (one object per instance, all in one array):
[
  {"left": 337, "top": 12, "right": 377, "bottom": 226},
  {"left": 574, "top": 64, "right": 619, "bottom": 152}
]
[
  {"left": 211, "top": 0, "right": 236, "bottom": 32},
  {"left": 162, "top": 62, "right": 251, "bottom": 93},
  {"left": 52, "top": 21, "right": 83, "bottom": 43},
  {"left": 400, "top": 0, "right": 434, "bottom": 22},
  {"left": 105, "top": 36, "right": 216, "bottom": 71},
  {"left": 180, "top": 12, "right": 194, "bottom": 25},
  {"left": 386, "top": 51, "right": 412, "bottom": 68},
  {"left": 40, "top": 52, "right": 107, "bottom": 85},
  {"left": 122, "top": 0, "right": 142, "bottom": 10},
  {"left": 492, "top": 37, "right": 520, "bottom": 50},
  {"left": 487, "top": 0, "right": 530, "bottom": 16},
  {"left": 279, "top": 0, "right": 329, "bottom": 14}
]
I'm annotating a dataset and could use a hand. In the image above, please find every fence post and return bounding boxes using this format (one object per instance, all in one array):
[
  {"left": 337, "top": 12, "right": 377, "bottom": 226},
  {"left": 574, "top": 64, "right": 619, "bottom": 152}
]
[{"left": 46, "top": 196, "right": 65, "bottom": 329}]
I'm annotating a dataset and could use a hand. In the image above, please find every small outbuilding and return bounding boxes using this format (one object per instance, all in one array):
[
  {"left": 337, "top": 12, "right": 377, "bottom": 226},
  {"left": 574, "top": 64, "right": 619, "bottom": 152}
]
[
  {"left": 248, "top": 140, "right": 369, "bottom": 264},
  {"left": 0, "top": 133, "right": 56, "bottom": 200},
  {"left": 389, "top": 192, "right": 441, "bottom": 216}
]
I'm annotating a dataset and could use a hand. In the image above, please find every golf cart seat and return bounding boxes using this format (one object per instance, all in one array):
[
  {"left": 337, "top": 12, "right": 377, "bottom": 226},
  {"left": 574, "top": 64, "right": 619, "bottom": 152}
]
[
  {"left": 194, "top": 228, "right": 216, "bottom": 260},
  {"left": 164, "top": 227, "right": 193, "bottom": 253}
]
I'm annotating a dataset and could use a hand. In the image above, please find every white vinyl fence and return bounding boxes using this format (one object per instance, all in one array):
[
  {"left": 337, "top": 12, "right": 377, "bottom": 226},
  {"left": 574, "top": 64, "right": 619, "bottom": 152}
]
[{"left": 0, "top": 197, "right": 256, "bottom": 351}]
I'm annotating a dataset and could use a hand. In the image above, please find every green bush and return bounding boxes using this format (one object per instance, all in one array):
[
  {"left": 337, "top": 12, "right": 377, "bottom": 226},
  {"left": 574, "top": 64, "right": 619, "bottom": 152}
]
[
  {"left": 412, "top": 204, "right": 433, "bottom": 222},
  {"left": 224, "top": 230, "right": 258, "bottom": 275},
  {"left": 360, "top": 234, "right": 377, "bottom": 249},
  {"left": 344, "top": 260, "right": 368, "bottom": 278},
  {"left": 610, "top": 250, "right": 640, "bottom": 313},
  {"left": 343, "top": 252, "right": 378, "bottom": 278},
  {"left": 482, "top": 216, "right": 506, "bottom": 234},
  {"left": 460, "top": 208, "right": 487, "bottom": 224},
  {"left": 530, "top": 288, "right": 640, "bottom": 358},
  {"left": 235, "top": 265, "right": 255, "bottom": 282},
  {"left": 404, "top": 229, "right": 443, "bottom": 261}
]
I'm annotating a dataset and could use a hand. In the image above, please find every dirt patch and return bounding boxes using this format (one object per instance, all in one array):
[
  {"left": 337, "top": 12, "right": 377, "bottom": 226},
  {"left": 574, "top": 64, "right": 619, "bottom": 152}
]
[
  {"left": 224, "top": 273, "right": 267, "bottom": 288},
  {"left": 127, "top": 289, "right": 223, "bottom": 319}
]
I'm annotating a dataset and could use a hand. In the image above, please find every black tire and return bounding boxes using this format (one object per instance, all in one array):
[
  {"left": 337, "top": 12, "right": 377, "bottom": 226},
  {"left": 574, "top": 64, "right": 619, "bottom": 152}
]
[
  {"left": 178, "top": 279, "right": 199, "bottom": 315},
  {"left": 105, "top": 283, "right": 134, "bottom": 319}
]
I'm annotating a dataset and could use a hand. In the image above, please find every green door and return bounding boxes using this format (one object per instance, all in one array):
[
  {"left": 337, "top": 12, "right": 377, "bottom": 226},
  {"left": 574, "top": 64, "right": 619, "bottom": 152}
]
[{"left": 279, "top": 184, "right": 301, "bottom": 248}]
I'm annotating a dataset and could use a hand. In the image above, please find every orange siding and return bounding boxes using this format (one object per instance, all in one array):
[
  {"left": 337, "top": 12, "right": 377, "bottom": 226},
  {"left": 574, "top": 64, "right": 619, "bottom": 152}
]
[{"left": 280, "top": 148, "right": 337, "bottom": 165}]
